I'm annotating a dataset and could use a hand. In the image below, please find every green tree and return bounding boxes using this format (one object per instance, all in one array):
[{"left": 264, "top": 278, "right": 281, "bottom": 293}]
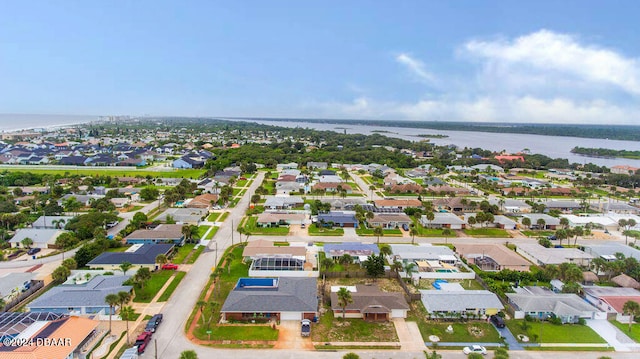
[
  {"left": 61, "top": 258, "right": 77, "bottom": 270},
  {"left": 623, "top": 300, "right": 640, "bottom": 333},
  {"left": 55, "top": 232, "right": 78, "bottom": 250},
  {"left": 62, "top": 196, "right": 82, "bottom": 215},
  {"left": 52, "top": 265, "right": 71, "bottom": 283},
  {"left": 119, "top": 261, "right": 133, "bottom": 275},
  {"left": 424, "top": 211, "right": 435, "bottom": 228},
  {"left": 337, "top": 287, "right": 353, "bottom": 319},
  {"left": 468, "top": 353, "right": 484, "bottom": 359},
  {"left": 21, "top": 237, "right": 33, "bottom": 249},
  {"left": 105, "top": 293, "right": 120, "bottom": 333},
  {"left": 521, "top": 217, "right": 531, "bottom": 229},
  {"left": 536, "top": 218, "right": 546, "bottom": 230},
  {"left": 338, "top": 254, "right": 353, "bottom": 266},
  {"left": 134, "top": 267, "right": 151, "bottom": 289},
  {"left": 410, "top": 226, "right": 419, "bottom": 244},
  {"left": 403, "top": 262, "right": 417, "bottom": 282},
  {"left": 493, "top": 347, "right": 509, "bottom": 359},
  {"left": 424, "top": 350, "right": 442, "bottom": 359},
  {"left": 363, "top": 254, "right": 385, "bottom": 280},
  {"left": 155, "top": 254, "right": 168, "bottom": 267},
  {"left": 140, "top": 186, "right": 160, "bottom": 201},
  {"left": 179, "top": 350, "right": 198, "bottom": 359},
  {"left": 379, "top": 243, "right": 392, "bottom": 256},
  {"left": 343, "top": 353, "right": 360, "bottom": 359}
]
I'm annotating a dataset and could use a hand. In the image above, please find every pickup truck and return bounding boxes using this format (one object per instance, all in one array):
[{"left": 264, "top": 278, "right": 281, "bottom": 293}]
[{"left": 301, "top": 319, "right": 311, "bottom": 337}]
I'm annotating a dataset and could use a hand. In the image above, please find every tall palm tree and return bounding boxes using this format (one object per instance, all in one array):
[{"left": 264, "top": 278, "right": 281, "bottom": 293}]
[
  {"left": 179, "top": 350, "right": 198, "bottom": 359},
  {"left": 337, "top": 287, "right": 353, "bottom": 319},
  {"left": 623, "top": 300, "right": 640, "bottom": 332},
  {"left": 403, "top": 262, "right": 417, "bottom": 282},
  {"left": 410, "top": 227, "right": 418, "bottom": 244},
  {"left": 373, "top": 226, "right": 384, "bottom": 245},
  {"left": 120, "top": 306, "right": 135, "bottom": 344},
  {"left": 105, "top": 293, "right": 120, "bottom": 334}
]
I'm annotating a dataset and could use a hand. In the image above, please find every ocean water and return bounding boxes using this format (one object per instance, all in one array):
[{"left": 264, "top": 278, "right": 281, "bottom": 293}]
[{"left": 0, "top": 114, "right": 99, "bottom": 132}]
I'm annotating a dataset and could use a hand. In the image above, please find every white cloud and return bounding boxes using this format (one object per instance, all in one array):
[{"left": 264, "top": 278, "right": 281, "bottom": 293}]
[
  {"left": 396, "top": 53, "right": 436, "bottom": 83},
  {"left": 464, "top": 29, "right": 640, "bottom": 96}
]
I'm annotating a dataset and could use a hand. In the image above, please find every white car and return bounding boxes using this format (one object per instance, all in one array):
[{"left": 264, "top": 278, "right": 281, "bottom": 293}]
[{"left": 463, "top": 345, "right": 487, "bottom": 355}]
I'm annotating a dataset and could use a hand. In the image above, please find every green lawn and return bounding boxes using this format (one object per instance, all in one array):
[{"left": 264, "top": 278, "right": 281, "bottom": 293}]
[
  {"left": 158, "top": 271, "right": 186, "bottom": 301},
  {"left": 127, "top": 205, "right": 144, "bottom": 212},
  {"left": 132, "top": 270, "right": 175, "bottom": 303},
  {"left": 197, "top": 225, "right": 211, "bottom": 238},
  {"left": 243, "top": 216, "right": 289, "bottom": 235},
  {"left": 172, "top": 244, "right": 195, "bottom": 264},
  {"left": 205, "top": 227, "right": 219, "bottom": 239},
  {"left": 463, "top": 228, "right": 511, "bottom": 237},
  {"left": 356, "top": 228, "right": 403, "bottom": 236},
  {"left": 506, "top": 320, "right": 606, "bottom": 343},
  {"left": 207, "top": 212, "right": 221, "bottom": 222},
  {"left": 236, "top": 179, "right": 248, "bottom": 187},
  {"left": 187, "top": 245, "right": 205, "bottom": 264},
  {"left": 610, "top": 320, "right": 640, "bottom": 342},
  {"left": 311, "top": 309, "right": 398, "bottom": 342},
  {"left": 193, "top": 324, "right": 278, "bottom": 341},
  {"left": 420, "top": 322, "right": 502, "bottom": 343},
  {"left": 309, "top": 225, "right": 344, "bottom": 236},
  {"left": 218, "top": 212, "right": 230, "bottom": 222}
]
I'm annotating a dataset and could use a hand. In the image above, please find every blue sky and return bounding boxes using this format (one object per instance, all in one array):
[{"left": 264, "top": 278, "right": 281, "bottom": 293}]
[{"left": 1, "top": 0, "right": 639, "bottom": 124}]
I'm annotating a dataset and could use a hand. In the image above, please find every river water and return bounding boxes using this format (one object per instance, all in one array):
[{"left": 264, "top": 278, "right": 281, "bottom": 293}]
[{"left": 238, "top": 119, "right": 640, "bottom": 168}]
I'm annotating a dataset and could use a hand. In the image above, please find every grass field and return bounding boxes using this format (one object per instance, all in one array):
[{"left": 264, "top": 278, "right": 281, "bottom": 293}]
[
  {"left": 132, "top": 270, "right": 174, "bottom": 303},
  {"left": 419, "top": 322, "right": 502, "bottom": 343},
  {"left": 187, "top": 245, "right": 205, "bottom": 264},
  {"left": 506, "top": 320, "right": 606, "bottom": 343},
  {"left": 243, "top": 216, "right": 289, "bottom": 235},
  {"left": 312, "top": 309, "right": 398, "bottom": 342},
  {"left": 172, "top": 244, "right": 195, "bottom": 264},
  {"left": 197, "top": 225, "right": 211, "bottom": 238},
  {"left": 356, "top": 228, "right": 403, "bottom": 236},
  {"left": 219, "top": 212, "right": 230, "bottom": 222},
  {"left": 206, "top": 212, "right": 221, "bottom": 222},
  {"left": 193, "top": 325, "right": 279, "bottom": 341},
  {"left": 522, "top": 230, "right": 554, "bottom": 237},
  {"left": 158, "top": 271, "right": 186, "bottom": 301},
  {"left": 205, "top": 227, "right": 219, "bottom": 239},
  {"left": 610, "top": 320, "right": 640, "bottom": 342},
  {"left": 463, "top": 228, "right": 511, "bottom": 237},
  {"left": 309, "top": 225, "right": 344, "bottom": 236}
]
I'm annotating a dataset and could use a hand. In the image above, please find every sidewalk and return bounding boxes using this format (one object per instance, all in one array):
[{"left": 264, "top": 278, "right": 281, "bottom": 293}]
[{"left": 585, "top": 319, "right": 640, "bottom": 352}]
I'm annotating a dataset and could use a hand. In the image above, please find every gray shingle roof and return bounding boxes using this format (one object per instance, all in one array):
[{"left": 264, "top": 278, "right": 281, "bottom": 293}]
[
  {"left": 221, "top": 278, "right": 317, "bottom": 313},
  {"left": 87, "top": 244, "right": 174, "bottom": 265},
  {"left": 506, "top": 293, "right": 596, "bottom": 314},
  {"left": 28, "top": 275, "right": 132, "bottom": 309},
  {"left": 420, "top": 290, "right": 503, "bottom": 312}
]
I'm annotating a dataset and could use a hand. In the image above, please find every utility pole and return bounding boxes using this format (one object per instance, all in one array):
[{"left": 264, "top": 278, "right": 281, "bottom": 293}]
[{"left": 154, "top": 339, "right": 158, "bottom": 359}]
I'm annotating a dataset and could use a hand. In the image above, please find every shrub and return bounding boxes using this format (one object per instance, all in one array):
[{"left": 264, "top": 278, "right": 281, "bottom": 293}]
[{"left": 343, "top": 353, "right": 360, "bottom": 359}]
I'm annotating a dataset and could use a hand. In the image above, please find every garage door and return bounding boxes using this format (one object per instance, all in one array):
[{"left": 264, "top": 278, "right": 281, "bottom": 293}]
[{"left": 280, "top": 312, "right": 301, "bottom": 321}]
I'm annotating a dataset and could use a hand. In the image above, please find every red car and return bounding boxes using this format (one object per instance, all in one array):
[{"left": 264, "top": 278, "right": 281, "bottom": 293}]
[
  {"left": 134, "top": 331, "right": 152, "bottom": 354},
  {"left": 161, "top": 263, "right": 179, "bottom": 270}
]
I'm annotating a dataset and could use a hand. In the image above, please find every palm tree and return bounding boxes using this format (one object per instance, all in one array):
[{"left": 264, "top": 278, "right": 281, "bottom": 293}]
[
  {"left": 105, "top": 293, "right": 120, "bottom": 333},
  {"left": 391, "top": 260, "right": 403, "bottom": 274},
  {"left": 536, "top": 218, "right": 546, "bottom": 230},
  {"left": 623, "top": 300, "right": 640, "bottom": 333},
  {"left": 373, "top": 226, "right": 384, "bottom": 245},
  {"left": 179, "top": 350, "right": 199, "bottom": 359},
  {"left": 182, "top": 224, "right": 195, "bottom": 243},
  {"left": 197, "top": 300, "right": 207, "bottom": 325},
  {"left": 119, "top": 261, "right": 133, "bottom": 275},
  {"left": 120, "top": 306, "right": 135, "bottom": 344},
  {"left": 338, "top": 254, "right": 353, "bottom": 266},
  {"left": 424, "top": 211, "right": 435, "bottom": 228},
  {"left": 403, "top": 262, "right": 417, "bottom": 282},
  {"left": 117, "top": 291, "right": 131, "bottom": 308},
  {"left": 379, "top": 243, "right": 392, "bottom": 257},
  {"left": 337, "top": 287, "right": 353, "bottom": 319},
  {"left": 410, "top": 227, "right": 418, "bottom": 244},
  {"left": 521, "top": 217, "right": 531, "bottom": 230}
]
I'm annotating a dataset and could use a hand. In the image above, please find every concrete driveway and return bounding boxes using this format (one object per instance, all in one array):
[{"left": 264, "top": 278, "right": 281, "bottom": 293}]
[{"left": 273, "top": 320, "right": 314, "bottom": 350}]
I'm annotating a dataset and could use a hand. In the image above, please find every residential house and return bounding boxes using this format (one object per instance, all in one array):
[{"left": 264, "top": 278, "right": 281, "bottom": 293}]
[
  {"left": 330, "top": 284, "right": 409, "bottom": 321},
  {"left": 156, "top": 208, "right": 207, "bottom": 224},
  {"left": 9, "top": 228, "right": 67, "bottom": 249},
  {"left": 581, "top": 286, "right": 640, "bottom": 322},
  {"left": 455, "top": 244, "right": 532, "bottom": 272},
  {"left": 186, "top": 193, "right": 219, "bottom": 210},
  {"left": 489, "top": 198, "right": 531, "bottom": 214},
  {"left": 0, "top": 272, "right": 36, "bottom": 305},
  {"left": 87, "top": 243, "right": 174, "bottom": 270},
  {"left": 611, "top": 165, "right": 639, "bottom": 175},
  {"left": 506, "top": 288, "right": 599, "bottom": 323},
  {"left": 324, "top": 243, "right": 379, "bottom": 262},
  {"left": 0, "top": 314, "right": 100, "bottom": 359},
  {"left": 124, "top": 224, "right": 184, "bottom": 245},
  {"left": 28, "top": 275, "right": 132, "bottom": 315},
  {"left": 264, "top": 196, "right": 304, "bottom": 210},
  {"left": 433, "top": 197, "right": 477, "bottom": 213},
  {"left": 545, "top": 200, "right": 581, "bottom": 213},
  {"left": 277, "top": 181, "right": 303, "bottom": 195},
  {"left": 31, "top": 215, "right": 74, "bottom": 229},
  {"left": 307, "top": 162, "right": 328, "bottom": 170},
  {"left": 172, "top": 155, "right": 204, "bottom": 169},
  {"left": 243, "top": 240, "right": 316, "bottom": 277},
  {"left": 256, "top": 212, "right": 306, "bottom": 226},
  {"left": 374, "top": 199, "right": 422, "bottom": 210},
  {"left": 521, "top": 213, "right": 560, "bottom": 230},
  {"left": 313, "top": 182, "right": 352, "bottom": 194},
  {"left": 420, "top": 290, "right": 504, "bottom": 318},
  {"left": 367, "top": 213, "right": 412, "bottom": 229},
  {"left": 317, "top": 212, "right": 358, "bottom": 228},
  {"left": 592, "top": 202, "right": 640, "bottom": 215},
  {"left": 277, "top": 162, "right": 299, "bottom": 170},
  {"left": 515, "top": 243, "right": 593, "bottom": 266},
  {"left": 110, "top": 197, "right": 131, "bottom": 208},
  {"left": 420, "top": 212, "right": 466, "bottom": 229},
  {"left": 388, "top": 183, "right": 423, "bottom": 194},
  {"left": 424, "top": 185, "right": 469, "bottom": 196},
  {"left": 220, "top": 277, "right": 317, "bottom": 322},
  {"left": 612, "top": 273, "right": 640, "bottom": 289},
  {"left": 463, "top": 214, "right": 517, "bottom": 229}
]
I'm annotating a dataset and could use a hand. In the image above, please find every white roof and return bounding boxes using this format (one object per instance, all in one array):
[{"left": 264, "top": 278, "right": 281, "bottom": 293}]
[
  {"left": 561, "top": 215, "right": 617, "bottom": 227},
  {"left": 330, "top": 286, "right": 357, "bottom": 293}
]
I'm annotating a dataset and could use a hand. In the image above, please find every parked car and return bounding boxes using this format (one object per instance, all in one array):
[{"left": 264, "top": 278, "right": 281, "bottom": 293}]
[
  {"left": 145, "top": 314, "right": 163, "bottom": 333},
  {"left": 134, "top": 331, "right": 152, "bottom": 354},
  {"left": 301, "top": 319, "right": 311, "bottom": 337},
  {"left": 463, "top": 345, "right": 487, "bottom": 355},
  {"left": 106, "top": 221, "right": 119, "bottom": 228},
  {"left": 490, "top": 314, "right": 505, "bottom": 328},
  {"left": 301, "top": 223, "right": 306, "bottom": 228},
  {"left": 161, "top": 263, "right": 179, "bottom": 270},
  {"left": 27, "top": 248, "right": 41, "bottom": 255},
  {"left": 402, "top": 223, "right": 410, "bottom": 231},
  {"left": 547, "top": 235, "right": 557, "bottom": 240}
]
